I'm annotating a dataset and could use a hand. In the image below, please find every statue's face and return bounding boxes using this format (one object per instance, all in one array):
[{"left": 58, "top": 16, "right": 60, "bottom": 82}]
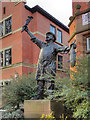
[{"left": 46, "top": 34, "right": 54, "bottom": 42}]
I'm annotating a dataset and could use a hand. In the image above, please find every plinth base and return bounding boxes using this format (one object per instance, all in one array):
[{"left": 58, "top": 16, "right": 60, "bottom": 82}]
[{"left": 24, "top": 100, "right": 64, "bottom": 119}]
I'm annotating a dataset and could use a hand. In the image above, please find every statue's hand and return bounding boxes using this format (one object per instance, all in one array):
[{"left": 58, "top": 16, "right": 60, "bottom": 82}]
[
  {"left": 70, "top": 42, "right": 74, "bottom": 48},
  {"left": 70, "top": 40, "right": 77, "bottom": 49},
  {"left": 65, "top": 46, "right": 70, "bottom": 52},
  {"left": 70, "top": 43, "right": 77, "bottom": 49},
  {"left": 21, "top": 25, "right": 28, "bottom": 32},
  {"left": 24, "top": 25, "right": 28, "bottom": 32}
]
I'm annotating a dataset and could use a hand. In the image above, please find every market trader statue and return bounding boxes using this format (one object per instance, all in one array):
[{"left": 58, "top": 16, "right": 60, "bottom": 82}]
[{"left": 21, "top": 16, "right": 74, "bottom": 99}]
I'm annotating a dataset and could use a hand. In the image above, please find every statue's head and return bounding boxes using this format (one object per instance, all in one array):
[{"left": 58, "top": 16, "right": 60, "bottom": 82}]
[{"left": 46, "top": 32, "right": 56, "bottom": 42}]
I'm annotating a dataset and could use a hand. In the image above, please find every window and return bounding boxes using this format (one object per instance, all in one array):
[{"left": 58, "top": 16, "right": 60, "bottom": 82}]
[
  {"left": 58, "top": 55, "right": 63, "bottom": 69},
  {"left": 5, "top": 17, "right": 12, "bottom": 34},
  {"left": 0, "top": 22, "right": 3, "bottom": 37},
  {"left": 0, "top": 48, "right": 12, "bottom": 67},
  {"left": 0, "top": 16, "right": 12, "bottom": 38},
  {"left": 82, "top": 12, "right": 90, "bottom": 25},
  {"left": 3, "top": 7, "right": 6, "bottom": 14},
  {"left": 87, "top": 37, "right": 90, "bottom": 51},
  {"left": 50, "top": 24, "right": 56, "bottom": 35},
  {"left": 0, "top": 51, "right": 3, "bottom": 67},
  {"left": 57, "top": 29, "right": 62, "bottom": 43},
  {"left": 0, "top": 80, "right": 11, "bottom": 87},
  {"left": 5, "top": 49, "right": 12, "bottom": 66}
]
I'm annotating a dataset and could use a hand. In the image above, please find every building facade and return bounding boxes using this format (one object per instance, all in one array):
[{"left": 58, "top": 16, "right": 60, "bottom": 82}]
[
  {"left": 68, "top": 1, "right": 90, "bottom": 69},
  {"left": 0, "top": 2, "right": 69, "bottom": 86}
]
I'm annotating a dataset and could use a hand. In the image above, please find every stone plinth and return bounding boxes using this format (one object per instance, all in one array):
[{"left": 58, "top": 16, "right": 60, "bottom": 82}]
[{"left": 24, "top": 100, "right": 64, "bottom": 119}]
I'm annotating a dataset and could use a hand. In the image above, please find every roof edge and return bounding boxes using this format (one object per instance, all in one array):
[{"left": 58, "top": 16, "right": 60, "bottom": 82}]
[{"left": 25, "top": 5, "right": 69, "bottom": 33}]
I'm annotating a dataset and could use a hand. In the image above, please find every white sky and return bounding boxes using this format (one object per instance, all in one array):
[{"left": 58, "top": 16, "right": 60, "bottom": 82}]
[{"left": 26, "top": 0, "right": 72, "bottom": 27}]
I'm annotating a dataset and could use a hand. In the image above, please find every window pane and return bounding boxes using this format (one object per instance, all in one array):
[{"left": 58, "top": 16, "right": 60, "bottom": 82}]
[
  {"left": 0, "top": 22, "right": 3, "bottom": 37},
  {"left": 5, "top": 17, "right": 12, "bottom": 34},
  {"left": 5, "top": 49, "right": 11, "bottom": 66},
  {"left": 58, "top": 55, "right": 63, "bottom": 69},
  {"left": 3, "top": 7, "right": 6, "bottom": 14},
  {"left": 57, "top": 29, "right": 62, "bottom": 43},
  {"left": 50, "top": 24, "right": 55, "bottom": 35},
  {"left": 0, "top": 51, "right": 3, "bottom": 67}
]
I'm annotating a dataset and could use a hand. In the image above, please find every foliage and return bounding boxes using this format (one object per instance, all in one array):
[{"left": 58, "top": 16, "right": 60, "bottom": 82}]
[
  {"left": 47, "top": 56, "right": 89, "bottom": 119},
  {"left": 2, "top": 109, "right": 24, "bottom": 119},
  {"left": 40, "top": 112, "right": 56, "bottom": 120},
  {"left": 2, "top": 72, "right": 38, "bottom": 109}
]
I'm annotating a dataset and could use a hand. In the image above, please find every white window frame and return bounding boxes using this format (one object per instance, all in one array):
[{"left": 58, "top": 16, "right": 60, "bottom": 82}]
[
  {"left": 87, "top": 37, "right": 90, "bottom": 51},
  {"left": 0, "top": 47, "right": 12, "bottom": 67},
  {"left": 57, "top": 29, "right": 62, "bottom": 43},
  {"left": 0, "top": 15, "right": 12, "bottom": 39}
]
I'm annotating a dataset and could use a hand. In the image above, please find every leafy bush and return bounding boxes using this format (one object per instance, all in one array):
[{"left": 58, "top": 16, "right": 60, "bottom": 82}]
[
  {"left": 2, "top": 72, "right": 38, "bottom": 109},
  {"left": 47, "top": 56, "right": 89, "bottom": 119},
  {"left": 2, "top": 109, "right": 24, "bottom": 119}
]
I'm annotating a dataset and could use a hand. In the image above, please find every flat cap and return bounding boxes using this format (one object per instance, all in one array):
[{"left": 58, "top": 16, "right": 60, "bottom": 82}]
[{"left": 46, "top": 32, "right": 56, "bottom": 41}]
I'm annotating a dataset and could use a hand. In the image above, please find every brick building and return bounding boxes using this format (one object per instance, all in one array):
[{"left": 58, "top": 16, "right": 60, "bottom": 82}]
[
  {"left": 68, "top": 1, "right": 90, "bottom": 69},
  {"left": 0, "top": 2, "right": 69, "bottom": 86}
]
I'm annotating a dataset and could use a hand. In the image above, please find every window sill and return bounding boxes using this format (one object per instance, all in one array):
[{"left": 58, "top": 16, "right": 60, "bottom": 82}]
[
  {"left": 0, "top": 64, "right": 12, "bottom": 70},
  {"left": 86, "top": 51, "right": 90, "bottom": 54},
  {"left": 55, "top": 41, "right": 63, "bottom": 46},
  {"left": 0, "top": 32, "right": 12, "bottom": 39}
]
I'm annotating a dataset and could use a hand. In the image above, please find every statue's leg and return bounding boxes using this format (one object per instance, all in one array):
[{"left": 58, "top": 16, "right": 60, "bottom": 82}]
[
  {"left": 37, "top": 80, "right": 45, "bottom": 99},
  {"left": 47, "top": 81, "right": 55, "bottom": 96},
  {"left": 48, "top": 80, "right": 55, "bottom": 90}
]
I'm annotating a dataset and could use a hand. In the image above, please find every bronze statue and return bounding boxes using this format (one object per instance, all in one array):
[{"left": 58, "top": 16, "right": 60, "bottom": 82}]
[
  {"left": 70, "top": 40, "right": 77, "bottom": 67},
  {"left": 21, "top": 16, "right": 76, "bottom": 99}
]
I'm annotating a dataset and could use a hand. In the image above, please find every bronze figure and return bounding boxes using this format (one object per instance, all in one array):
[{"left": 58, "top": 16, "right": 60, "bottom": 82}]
[{"left": 21, "top": 16, "right": 76, "bottom": 99}]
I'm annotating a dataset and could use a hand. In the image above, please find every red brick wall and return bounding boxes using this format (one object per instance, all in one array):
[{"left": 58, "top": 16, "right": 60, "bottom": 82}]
[
  {"left": 2, "top": 67, "right": 22, "bottom": 79},
  {"left": 69, "top": 19, "right": 76, "bottom": 36},
  {"left": 0, "top": 2, "right": 25, "bottom": 79}
]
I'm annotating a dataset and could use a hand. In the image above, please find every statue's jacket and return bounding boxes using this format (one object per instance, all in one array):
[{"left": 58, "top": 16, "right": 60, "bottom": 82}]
[{"left": 30, "top": 37, "right": 67, "bottom": 82}]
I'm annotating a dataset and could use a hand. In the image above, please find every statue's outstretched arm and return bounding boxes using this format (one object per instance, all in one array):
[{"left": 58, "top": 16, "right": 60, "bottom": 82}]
[
  {"left": 23, "top": 26, "right": 44, "bottom": 48},
  {"left": 56, "top": 41, "right": 77, "bottom": 54},
  {"left": 24, "top": 26, "right": 36, "bottom": 39},
  {"left": 55, "top": 45, "right": 70, "bottom": 54}
]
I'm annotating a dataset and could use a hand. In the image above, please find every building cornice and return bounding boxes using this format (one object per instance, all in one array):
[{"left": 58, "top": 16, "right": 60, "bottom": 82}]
[{"left": 68, "top": 27, "right": 90, "bottom": 43}]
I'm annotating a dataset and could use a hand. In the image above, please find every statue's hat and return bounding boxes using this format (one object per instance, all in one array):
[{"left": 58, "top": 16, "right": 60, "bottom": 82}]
[{"left": 46, "top": 32, "right": 56, "bottom": 41}]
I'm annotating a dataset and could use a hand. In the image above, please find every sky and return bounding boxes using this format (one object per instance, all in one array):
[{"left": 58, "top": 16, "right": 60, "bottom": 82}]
[{"left": 26, "top": 0, "right": 72, "bottom": 27}]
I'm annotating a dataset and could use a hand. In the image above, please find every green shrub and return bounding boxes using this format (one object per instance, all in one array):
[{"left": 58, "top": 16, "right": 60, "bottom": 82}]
[
  {"left": 2, "top": 109, "right": 24, "bottom": 119},
  {"left": 47, "top": 56, "right": 89, "bottom": 119},
  {"left": 2, "top": 72, "right": 38, "bottom": 109}
]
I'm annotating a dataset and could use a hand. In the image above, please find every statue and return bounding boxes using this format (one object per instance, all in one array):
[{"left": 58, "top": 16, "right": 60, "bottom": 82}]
[
  {"left": 21, "top": 16, "right": 76, "bottom": 99},
  {"left": 70, "top": 40, "right": 77, "bottom": 67}
]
